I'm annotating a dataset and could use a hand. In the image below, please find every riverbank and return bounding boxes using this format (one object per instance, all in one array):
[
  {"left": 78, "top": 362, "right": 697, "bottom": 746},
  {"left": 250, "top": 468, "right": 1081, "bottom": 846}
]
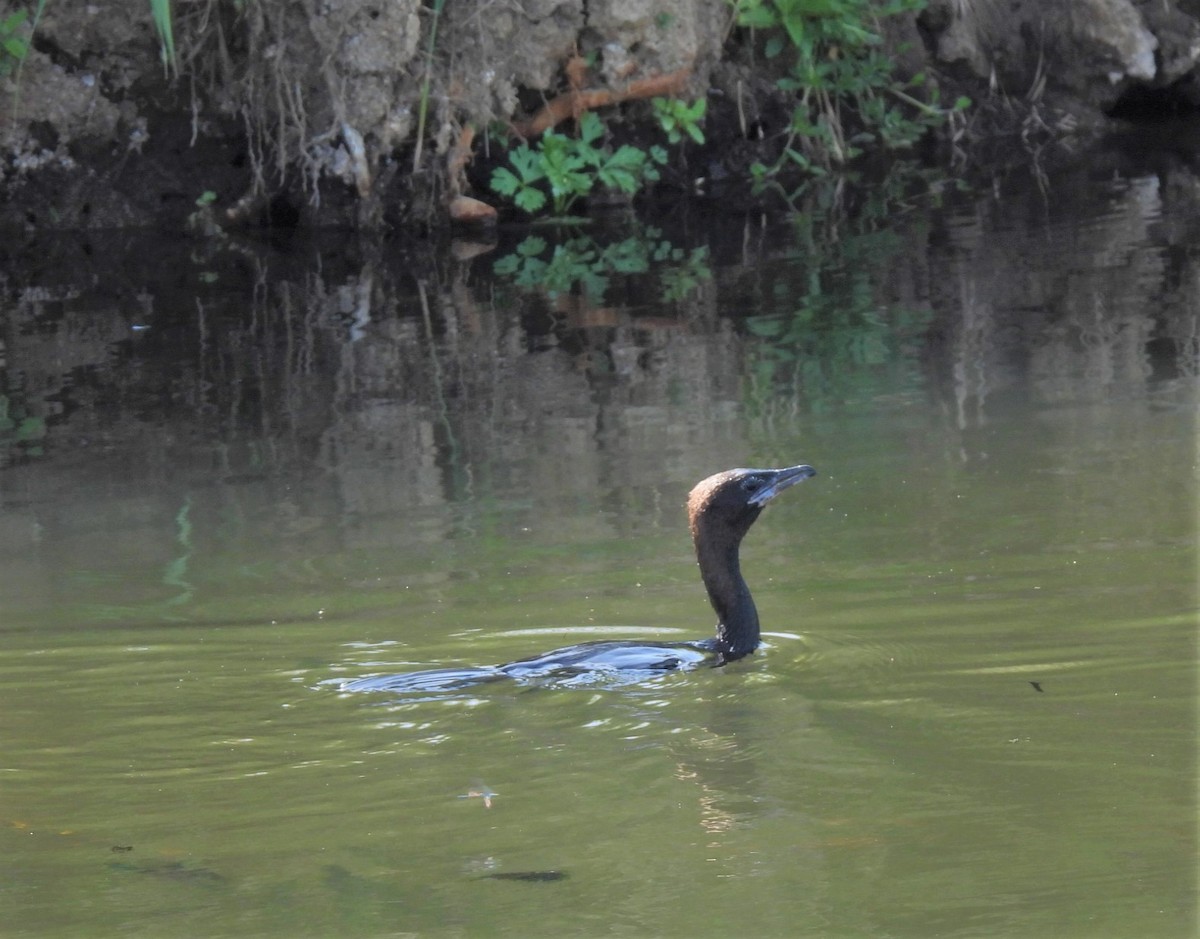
[{"left": 2, "top": 0, "right": 1199, "bottom": 232}]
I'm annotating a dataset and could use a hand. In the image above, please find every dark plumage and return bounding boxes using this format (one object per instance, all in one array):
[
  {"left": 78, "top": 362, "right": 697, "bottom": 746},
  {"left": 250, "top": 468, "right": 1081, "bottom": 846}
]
[
  {"left": 688, "top": 464, "right": 816, "bottom": 662},
  {"left": 344, "top": 464, "right": 816, "bottom": 693}
]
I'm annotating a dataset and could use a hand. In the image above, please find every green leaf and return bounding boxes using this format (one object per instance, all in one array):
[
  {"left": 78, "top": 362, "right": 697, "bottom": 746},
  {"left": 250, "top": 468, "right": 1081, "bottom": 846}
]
[
  {"left": 1, "top": 11, "right": 29, "bottom": 32},
  {"left": 16, "top": 416, "right": 45, "bottom": 441},
  {"left": 514, "top": 187, "right": 547, "bottom": 213},
  {"left": 490, "top": 167, "right": 521, "bottom": 197},
  {"left": 149, "top": 0, "right": 177, "bottom": 75},
  {"left": 579, "top": 268, "right": 609, "bottom": 300},
  {"left": 508, "top": 146, "right": 545, "bottom": 183},
  {"left": 737, "top": 4, "right": 778, "bottom": 29},
  {"left": 601, "top": 167, "right": 638, "bottom": 193},
  {"left": 517, "top": 235, "right": 548, "bottom": 257},
  {"left": 599, "top": 145, "right": 653, "bottom": 193},
  {"left": 577, "top": 111, "right": 604, "bottom": 147},
  {"left": 494, "top": 254, "right": 522, "bottom": 275},
  {"left": 603, "top": 238, "right": 650, "bottom": 274},
  {"left": 782, "top": 22, "right": 807, "bottom": 51},
  {"left": 607, "top": 144, "right": 646, "bottom": 170}
]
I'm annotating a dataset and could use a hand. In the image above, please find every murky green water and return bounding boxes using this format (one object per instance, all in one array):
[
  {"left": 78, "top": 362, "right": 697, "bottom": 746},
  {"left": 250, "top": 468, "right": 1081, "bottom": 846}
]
[{"left": 1, "top": 167, "right": 1197, "bottom": 937}]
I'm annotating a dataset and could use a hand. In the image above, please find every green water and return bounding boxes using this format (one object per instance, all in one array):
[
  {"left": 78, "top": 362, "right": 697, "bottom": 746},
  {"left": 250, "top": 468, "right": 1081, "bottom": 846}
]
[{"left": 1, "top": 172, "right": 1197, "bottom": 937}]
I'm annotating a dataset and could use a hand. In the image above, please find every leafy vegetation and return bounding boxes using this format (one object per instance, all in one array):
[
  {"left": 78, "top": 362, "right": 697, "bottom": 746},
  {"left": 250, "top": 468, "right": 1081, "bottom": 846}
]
[
  {"left": 0, "top": 393, "right": 46, "bottom": 459},
  {"left": 652, "top": 96, "right": 707, "bottom": 145},
  {"left": 656, "top": 243, "right": 713, "bottom": 302},
  {"left": 0, "top": 8, "right": 31, "bottom": 78},
  {"left": 488, "top": 2, "right": 960, "bottom": 217},
  {"left": 2, "top": 0, "right": 44, "bottom": 127},
  {"left": 4, "top": 1, "right": 173, "bottom": 87},
  {"left": 494, "top": 228, "right": 711, "bottom": 304},
  {"left": 491, "top": 111, "right": 668, "bottom": 215},
  {"left": 1, "top": 0, "right": 48, "bottom": 83},
  {"left": 731, "top": 0, "right": 969, "bottom": 184},
  {"left": 741, "top": 211, "right": 932, "bottom": 414}
]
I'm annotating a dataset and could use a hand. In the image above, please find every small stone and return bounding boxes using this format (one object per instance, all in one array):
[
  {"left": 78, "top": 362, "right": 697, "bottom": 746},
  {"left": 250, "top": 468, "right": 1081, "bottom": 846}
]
[{"left": 448, "top": 195, "right": 497, "bottom": 225}]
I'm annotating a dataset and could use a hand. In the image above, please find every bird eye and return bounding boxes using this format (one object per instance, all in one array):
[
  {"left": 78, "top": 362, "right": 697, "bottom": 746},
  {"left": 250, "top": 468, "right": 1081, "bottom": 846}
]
[{"left": 740, "top": 476, "right": 761, "bottom": 492}]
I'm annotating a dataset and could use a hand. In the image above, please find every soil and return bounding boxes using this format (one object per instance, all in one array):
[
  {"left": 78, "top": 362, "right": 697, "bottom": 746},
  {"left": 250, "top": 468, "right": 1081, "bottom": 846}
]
[{"left": 1, "top": 0, "right": 1198, "bottom": 233}]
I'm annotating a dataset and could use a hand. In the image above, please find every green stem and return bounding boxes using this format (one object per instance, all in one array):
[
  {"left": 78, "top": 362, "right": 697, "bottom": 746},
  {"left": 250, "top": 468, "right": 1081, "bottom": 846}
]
[
  {"left": 8, "top": 0, "right": 46, "bottom": 126},
  {"left": 412, "top": 0, "right": 445, "bottom": 173},
  {"left": 888, "top": 85, "right": 943, "bottom": 117}
]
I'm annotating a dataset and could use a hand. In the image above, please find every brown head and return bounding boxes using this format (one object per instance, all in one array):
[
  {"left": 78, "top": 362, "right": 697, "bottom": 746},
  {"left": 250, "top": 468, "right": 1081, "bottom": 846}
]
[
  {"left": 687, "top": 464, "right": 816, "bottom": 660},
  {"left": 688, "top": 464, "right": 816, "bottom": 544}
]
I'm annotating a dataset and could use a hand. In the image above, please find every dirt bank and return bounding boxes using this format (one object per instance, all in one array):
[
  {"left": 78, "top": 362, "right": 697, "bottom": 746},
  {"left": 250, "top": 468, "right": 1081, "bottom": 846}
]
[{"left": 2, "top": 0, "right": 1199, "bottom": 232}]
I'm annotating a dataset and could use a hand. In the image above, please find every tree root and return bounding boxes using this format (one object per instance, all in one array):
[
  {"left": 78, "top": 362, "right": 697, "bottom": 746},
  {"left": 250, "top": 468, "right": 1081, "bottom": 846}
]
[{"left": 512, "top": 66, "right": 692, "bottom": 138}]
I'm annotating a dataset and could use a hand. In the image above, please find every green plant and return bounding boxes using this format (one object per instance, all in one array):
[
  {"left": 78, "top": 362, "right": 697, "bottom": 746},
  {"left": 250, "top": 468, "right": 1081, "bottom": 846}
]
[
  {"left": 149, "top": 0, "right": 177, "bottom": 76},
  {"left": 740, "top": 210, "right": 932, "bottom": 415},
  {"left": 491, "top": 112, "right": 667, "bottom": 215},
  {"left": 5, "top": 2, "right": 176, "bottom": 78},
  {"left": 3, "top": 0, "right": 46, "bottom": 128},
  {"left": 731, "top": 0, "right": 969, "bottom": 183},
  {"left": 0, "top": 8, "right": 30, "bottom": 78},
  {"left": 494, "top": 227, "right": 713, "bottom": 304},
  {"left": 495, "top": 235, "right": 610, "bottom": 298},
  {"left": 652, "top": 96, "right": 707, "bottom": 145},
  {"left": 657, "top": 245, "right": 712, "bottom": 302},
  {"left": 412, "top": 0, "right": 445, "bottom": 172},
  {"left": 0, "top": 393, "right": 46, "bottom": 458},
  {"left": 7, "top": 2, "right": 172, "bottom": 127},
  {"left": 186, "top": 189, "right": 223, "bottom": 238}
]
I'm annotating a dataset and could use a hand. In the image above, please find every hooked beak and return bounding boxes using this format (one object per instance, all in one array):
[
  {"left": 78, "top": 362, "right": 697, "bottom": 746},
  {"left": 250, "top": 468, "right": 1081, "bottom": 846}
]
[{"left": 748, "top": 464, "right": 817, "bottom": 506}]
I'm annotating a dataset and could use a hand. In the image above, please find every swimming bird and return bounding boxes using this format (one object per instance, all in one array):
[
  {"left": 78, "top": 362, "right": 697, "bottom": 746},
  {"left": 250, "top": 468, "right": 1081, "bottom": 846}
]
[{"left": 343, "top": 464, "right": 816, "bottom": 692}]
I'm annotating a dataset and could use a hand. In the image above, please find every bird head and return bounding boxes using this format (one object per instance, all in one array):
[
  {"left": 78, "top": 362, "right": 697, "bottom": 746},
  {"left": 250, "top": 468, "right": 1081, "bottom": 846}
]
[{"left": 688, "top": 464, "right": 816, "bottom": 543}]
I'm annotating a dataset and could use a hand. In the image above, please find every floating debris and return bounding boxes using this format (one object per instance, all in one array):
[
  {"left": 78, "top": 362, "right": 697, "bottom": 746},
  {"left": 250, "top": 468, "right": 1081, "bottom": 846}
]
[
  {"left": 459, "top": 783, "right": 497, "bottom": 808},
  {"left": 479, "top": 870, "right": 567, "bottom": 883}
]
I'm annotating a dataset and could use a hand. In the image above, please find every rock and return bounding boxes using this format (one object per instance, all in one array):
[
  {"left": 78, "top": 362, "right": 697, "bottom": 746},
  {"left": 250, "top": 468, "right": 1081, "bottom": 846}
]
[
  {"left": 448, "top": 195, "right": 498, "bottom": 225},
  {"left": 920, "top": 0, "right": 1196, "bottom": 110},
  {"left": 1140, "top": 1, "right": 1200, "bottom": 85}
]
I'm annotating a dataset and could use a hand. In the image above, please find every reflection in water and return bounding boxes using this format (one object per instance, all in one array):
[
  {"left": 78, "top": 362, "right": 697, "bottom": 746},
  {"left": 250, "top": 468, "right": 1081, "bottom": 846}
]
[
  {"left": 2, "top": 170, "right": 1195, "bottom": 504},
  {"left": 0, "top": 164, "right": 1196, "bottom": 937}
]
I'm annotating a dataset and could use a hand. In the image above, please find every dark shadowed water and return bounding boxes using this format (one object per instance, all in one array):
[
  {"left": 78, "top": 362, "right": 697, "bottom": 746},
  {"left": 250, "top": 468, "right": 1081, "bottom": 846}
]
[{"left": 1, "top": 162, "right": 1196, "bottom": 937}]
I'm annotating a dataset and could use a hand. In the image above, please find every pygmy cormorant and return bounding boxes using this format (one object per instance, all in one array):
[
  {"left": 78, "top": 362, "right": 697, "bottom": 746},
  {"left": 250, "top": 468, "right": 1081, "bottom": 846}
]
[{"left": 343, "top": 463, "right": 815, "bottom": 692}]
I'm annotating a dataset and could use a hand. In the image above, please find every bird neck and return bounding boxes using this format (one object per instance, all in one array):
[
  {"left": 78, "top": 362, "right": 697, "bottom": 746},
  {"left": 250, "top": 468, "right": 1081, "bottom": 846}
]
[{"left": 694, "top": 529, "right": 760, "bottom": 661}]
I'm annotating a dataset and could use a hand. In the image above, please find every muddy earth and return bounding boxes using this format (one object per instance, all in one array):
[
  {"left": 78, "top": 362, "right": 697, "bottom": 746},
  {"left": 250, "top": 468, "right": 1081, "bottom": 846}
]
[{"left": 2, "top": 0, "right": 1200, "bottom": 232}]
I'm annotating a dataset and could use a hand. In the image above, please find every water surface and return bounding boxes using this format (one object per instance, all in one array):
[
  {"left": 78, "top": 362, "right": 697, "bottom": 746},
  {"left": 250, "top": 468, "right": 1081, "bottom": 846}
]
[{"left": 1, "top": 165, "right": 1196, "bottom": 937}]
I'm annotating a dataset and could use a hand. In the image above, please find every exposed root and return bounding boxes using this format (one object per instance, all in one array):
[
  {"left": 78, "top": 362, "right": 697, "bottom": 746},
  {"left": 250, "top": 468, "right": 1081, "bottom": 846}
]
[
  {"left": 513, "top": 67, "right": 692, "bottom": 138},
  {"left": 224, "top": 186, "right": 267, "bottom": 225},
  {"left": 445, "top": 124, "right": 476, "bottom": 198}
]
